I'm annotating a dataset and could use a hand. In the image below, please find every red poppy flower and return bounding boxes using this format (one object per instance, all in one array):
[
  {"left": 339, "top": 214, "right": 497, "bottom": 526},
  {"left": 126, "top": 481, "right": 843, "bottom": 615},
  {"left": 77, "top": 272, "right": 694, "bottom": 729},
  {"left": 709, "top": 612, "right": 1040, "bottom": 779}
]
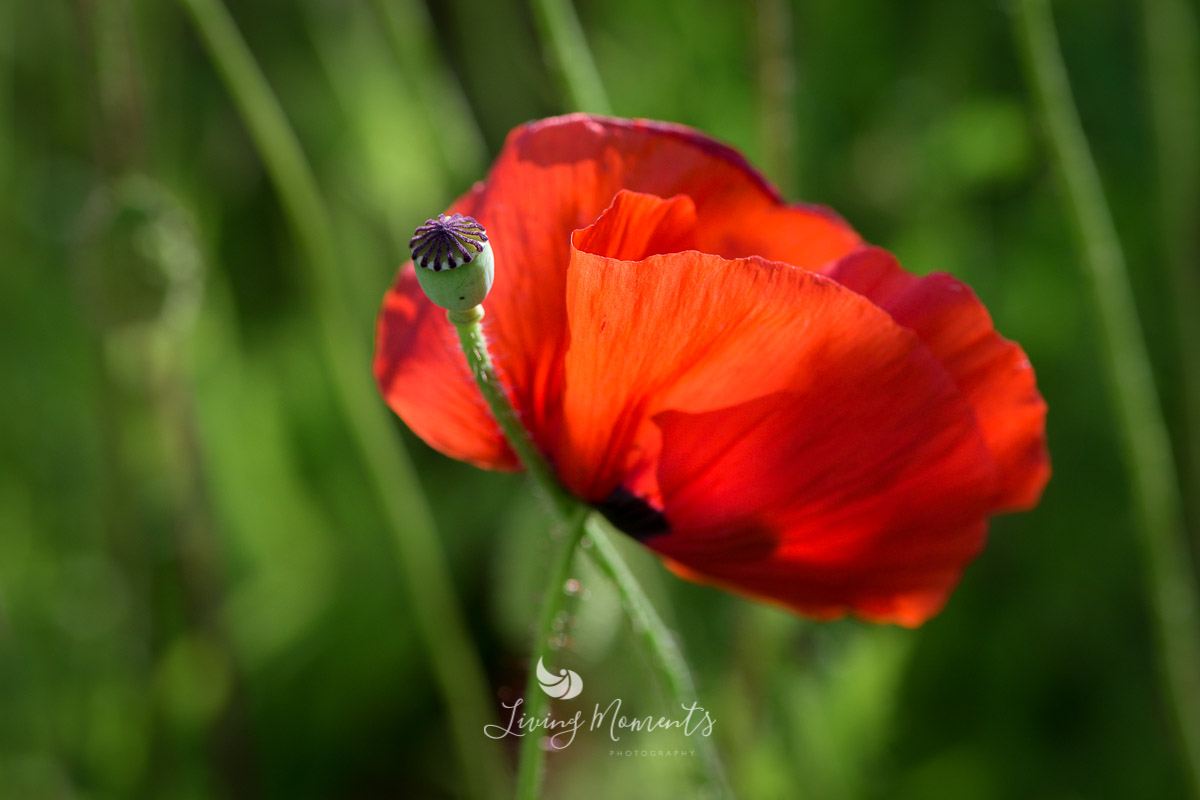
[{"left": 374, "top": 114, "right": 1049, "bottom": 626}]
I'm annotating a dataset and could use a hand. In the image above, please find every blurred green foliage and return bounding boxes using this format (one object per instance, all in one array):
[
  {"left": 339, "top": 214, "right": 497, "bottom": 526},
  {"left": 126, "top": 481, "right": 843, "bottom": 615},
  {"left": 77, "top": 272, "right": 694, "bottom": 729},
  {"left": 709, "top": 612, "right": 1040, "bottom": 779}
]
[{"left": 1, "top": 0, "right": 1197, "bottom": 798}]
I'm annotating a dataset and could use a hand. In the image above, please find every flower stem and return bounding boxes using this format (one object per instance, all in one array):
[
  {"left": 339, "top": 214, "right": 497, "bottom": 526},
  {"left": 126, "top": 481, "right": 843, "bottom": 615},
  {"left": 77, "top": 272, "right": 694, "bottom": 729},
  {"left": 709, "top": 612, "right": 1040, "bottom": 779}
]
[
  {"left": 585, "top": 516, "right": 733, "bottom": 799},
  {"left": 449, "top": 306, "right": 579, "bottom": 798},
  {"left": 513, "top": 504, "right": 590, "bottom": 800},
  {"left": 1013, "top": 1, "right": 1200, "bottom": 794},
  {"left": 528, "top": 0, "right": 611, "bottom": 114},
  {"left": 175, "top": 2, "right": 507, "bottom": 797},
  {"left": 448, "top": 307, "right": 574, "bottom": 516},
  {"left": 448, "top": 307, "right": 730, "bottom": 797}
]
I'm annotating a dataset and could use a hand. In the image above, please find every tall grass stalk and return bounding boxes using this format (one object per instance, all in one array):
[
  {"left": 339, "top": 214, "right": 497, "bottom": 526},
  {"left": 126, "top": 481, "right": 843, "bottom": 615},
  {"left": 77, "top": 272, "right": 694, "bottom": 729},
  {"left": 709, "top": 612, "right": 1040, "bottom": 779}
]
[
  {"left": 367, "top": 0, "right": 487, "bottom": 187},
  {"left": 1014, "top": 1, "right": 1200, "bottom": 794},
  {"left": 752, "top": 0, "right": 798, "bottom": 196},
  {"left": 175, "top": 0, "right": 507, "bottom": 796},
  {"left": 1139, "top": 0, "right": 1200, "bottom": 538},
  {"left": 528, "top": 0, "right": 611, "bottom": 114}
]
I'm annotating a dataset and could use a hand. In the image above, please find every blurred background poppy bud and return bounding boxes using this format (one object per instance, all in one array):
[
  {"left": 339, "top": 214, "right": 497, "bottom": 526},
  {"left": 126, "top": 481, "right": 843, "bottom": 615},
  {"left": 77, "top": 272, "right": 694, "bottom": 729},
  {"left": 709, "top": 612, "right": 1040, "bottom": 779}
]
[{"left": 409, "top": 213, "right": 494, "bottom": 311}]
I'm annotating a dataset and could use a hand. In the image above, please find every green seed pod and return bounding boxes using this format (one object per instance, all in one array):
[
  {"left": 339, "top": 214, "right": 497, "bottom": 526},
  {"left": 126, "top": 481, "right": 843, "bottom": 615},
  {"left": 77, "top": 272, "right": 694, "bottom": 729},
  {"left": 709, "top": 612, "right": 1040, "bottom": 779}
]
[{"left": 410, "top": 213, "right": 494, "bottom": 312}]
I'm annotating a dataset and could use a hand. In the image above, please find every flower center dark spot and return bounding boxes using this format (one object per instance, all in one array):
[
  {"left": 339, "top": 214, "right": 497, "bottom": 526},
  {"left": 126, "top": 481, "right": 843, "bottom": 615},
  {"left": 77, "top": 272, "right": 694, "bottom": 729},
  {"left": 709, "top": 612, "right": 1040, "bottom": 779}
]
[{"left": 595, "top": 486, "right": 670, "bottom": 541}]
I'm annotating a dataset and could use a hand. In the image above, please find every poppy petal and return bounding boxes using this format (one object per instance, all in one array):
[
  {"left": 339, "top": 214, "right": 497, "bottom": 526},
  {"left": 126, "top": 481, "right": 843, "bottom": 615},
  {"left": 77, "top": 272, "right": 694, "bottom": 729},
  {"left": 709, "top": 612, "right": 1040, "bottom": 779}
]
[
  {"left": 646, "top": 385, "right": 997, "bottom": 625},
  {"left": 508, "top": 116, "right": 862, "bottom": 270},
  {"left": 823, "top": 248, "right": 1050, "bottom": 510},
  {"left": 474, "top": 115, "right": 863, "bottom": 436},
  {"left": 476, "top": 114, "right": 861, "bottom": 442},
  {"left": 693, "top": 201, "right": 864, "bottom": 271},
  {"left": 376, "top": 115, "right": 858, "bottom": 466},
  {"left": 557, "top": 190, "right": 996, "bottom": 529}
]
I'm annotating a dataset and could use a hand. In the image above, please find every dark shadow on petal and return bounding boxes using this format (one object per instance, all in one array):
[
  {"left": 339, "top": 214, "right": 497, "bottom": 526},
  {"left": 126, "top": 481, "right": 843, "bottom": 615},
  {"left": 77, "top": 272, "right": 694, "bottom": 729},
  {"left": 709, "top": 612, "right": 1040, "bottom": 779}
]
[{"left": 595, "top": 485, "right": 670, "bottom": 542}]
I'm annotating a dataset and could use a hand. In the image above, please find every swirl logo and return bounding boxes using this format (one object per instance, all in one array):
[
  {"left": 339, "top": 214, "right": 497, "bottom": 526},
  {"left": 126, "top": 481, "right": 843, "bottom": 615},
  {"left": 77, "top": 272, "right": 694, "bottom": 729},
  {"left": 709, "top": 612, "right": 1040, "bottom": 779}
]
[{"left": 535, "top": 658, "right": 583, "bottom": 700}]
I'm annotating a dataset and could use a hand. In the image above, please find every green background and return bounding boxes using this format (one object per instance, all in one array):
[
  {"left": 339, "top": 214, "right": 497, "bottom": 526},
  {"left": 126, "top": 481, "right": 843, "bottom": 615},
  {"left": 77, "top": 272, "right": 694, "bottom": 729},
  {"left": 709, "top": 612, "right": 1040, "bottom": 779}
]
[{"left": 2, "top": 0, "right": 1197, "bottom": 797}]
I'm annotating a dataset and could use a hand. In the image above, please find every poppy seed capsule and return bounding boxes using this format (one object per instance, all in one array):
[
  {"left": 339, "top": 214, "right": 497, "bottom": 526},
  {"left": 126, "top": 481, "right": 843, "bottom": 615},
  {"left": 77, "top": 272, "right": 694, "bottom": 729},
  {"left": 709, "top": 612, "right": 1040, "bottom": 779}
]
[{"left": 410, "top": 213, "right": 494, "bottom": 312}]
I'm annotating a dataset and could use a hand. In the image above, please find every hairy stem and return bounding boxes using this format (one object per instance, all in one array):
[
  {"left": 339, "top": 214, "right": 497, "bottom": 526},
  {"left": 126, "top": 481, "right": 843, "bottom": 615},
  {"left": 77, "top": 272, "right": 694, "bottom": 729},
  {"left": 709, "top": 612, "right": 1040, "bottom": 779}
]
[
  {"left": 176, "top": 1, "right": 507, "bottom": 796},
  {"left": 450, "top": 307, "right": 579, "bottom": 798},
  {"left": 1014, "top": 1, "right": 1200, "bottom": 794},
  {"left": 449, "top": 307, "right": 573, "bottom": 516},
  {"left": 585, "top": 517, "right": 732, "bottom": 798},
  {"left": 513, "top": 505, "right": 590, "bottom": 800}
]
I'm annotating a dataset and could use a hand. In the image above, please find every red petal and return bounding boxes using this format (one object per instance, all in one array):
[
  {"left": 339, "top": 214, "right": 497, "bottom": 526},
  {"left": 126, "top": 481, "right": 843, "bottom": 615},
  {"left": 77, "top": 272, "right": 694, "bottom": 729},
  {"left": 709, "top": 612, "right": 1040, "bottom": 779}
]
[
  {"left": 375, "top": 116, "right": 864, "bottom": 466},
  {"left": 570, "top": 190, "right": 698, "bottom": 261},
  {"left": 695, "top": 202, "right": 863, "bottom": 271},
  {"left": 508, "top": 116, "right": 863, "bottom": 271},
  {"left": 476, "top": 115, "right": 863, "bottom": 443},
  {"left": 823, "top": 248, "right": 1050, "bottom": 510},
  {"left": 560, "top": 191, "right": 998, "bottom": 622},
  {"left": 647, "top": 388, "right": 996, "bottom": 625}
]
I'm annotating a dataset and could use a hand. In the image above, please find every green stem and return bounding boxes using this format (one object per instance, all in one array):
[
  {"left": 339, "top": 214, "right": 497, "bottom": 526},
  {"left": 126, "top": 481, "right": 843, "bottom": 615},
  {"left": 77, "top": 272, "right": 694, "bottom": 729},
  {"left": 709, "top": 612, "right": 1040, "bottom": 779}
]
[
  {"left": 585, "top": 517, "right": 732, "bottom": 799},
  {"left": 449, "top": 307, "right": 574, "bottom": 516},
  {"left": 513, "top": 504, "right": 590, "bottom": 800},
  {"left": 449, "top": 307, "right": 730, "bottom": 797},
  {"left": 449, "top": 307, "right": 578, "bottom": 799},
  {"left": 175, "top": 2, "right": 507, "bottom": 797},
  {"left": 1013, "top": 1, "right": 1200, "bottom": 795},
  {"left": 1139, "top": 0, "right": 1200, "bottom": 537},
  {"left": 528, "top": 0, "right": 611, "bottom": 114}
]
